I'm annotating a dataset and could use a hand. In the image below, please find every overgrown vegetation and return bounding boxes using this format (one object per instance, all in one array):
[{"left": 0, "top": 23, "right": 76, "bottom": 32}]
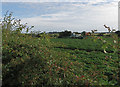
[
  {"left": 58, "top": 30, "right": 72, "bottom": 38},
  {"left": 1, "top": 12, "right": 120, "bottom": 86}
]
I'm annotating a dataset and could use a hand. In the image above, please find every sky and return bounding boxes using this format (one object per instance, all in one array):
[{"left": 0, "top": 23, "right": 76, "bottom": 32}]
[{"left": 1, "top": 0, "right": 119, "bottom": 32}]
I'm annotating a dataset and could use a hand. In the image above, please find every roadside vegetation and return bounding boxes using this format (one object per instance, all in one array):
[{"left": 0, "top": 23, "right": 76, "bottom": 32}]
[{"left": 1, "top": 12, "right": 120, "bottom": 86}]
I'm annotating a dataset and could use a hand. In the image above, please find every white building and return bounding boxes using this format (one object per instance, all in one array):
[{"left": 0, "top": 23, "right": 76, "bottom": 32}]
[{"left": 70, "top": 33, "right": 81, "bottom": 38}]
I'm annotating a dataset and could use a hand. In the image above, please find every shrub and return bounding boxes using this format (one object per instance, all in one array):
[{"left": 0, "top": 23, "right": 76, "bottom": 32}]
[
  {"left": 115, "top": 31, "right": 120, "bottom": 37},
  {"left": 58, "top": 30, "right": 72, "bottom": 38}
]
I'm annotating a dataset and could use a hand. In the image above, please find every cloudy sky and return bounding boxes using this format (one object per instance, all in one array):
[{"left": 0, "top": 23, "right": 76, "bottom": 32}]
[{"left": 1, "top": 0, "right": 119, "bottom": 32}]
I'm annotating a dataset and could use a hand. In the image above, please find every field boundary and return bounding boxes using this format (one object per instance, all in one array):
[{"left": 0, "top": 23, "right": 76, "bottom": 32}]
[{"left": 55, "top": 47, "right": 114, "bottom": 53}]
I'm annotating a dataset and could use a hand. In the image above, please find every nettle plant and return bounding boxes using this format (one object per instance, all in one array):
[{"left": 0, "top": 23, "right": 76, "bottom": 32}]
[{"left": 91, "top": 25, "right": 119, "bottom": 54}]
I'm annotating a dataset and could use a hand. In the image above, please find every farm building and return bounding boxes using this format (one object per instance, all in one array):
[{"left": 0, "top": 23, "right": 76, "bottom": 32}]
[{"left": 70, "top": 33, "right": 82, "bottom": 38}]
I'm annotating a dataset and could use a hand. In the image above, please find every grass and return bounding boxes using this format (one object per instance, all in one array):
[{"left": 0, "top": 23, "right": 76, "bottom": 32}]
[
  {"left": 50, "top": 37, "right": 119, "bottom": 85},
  {"left": 2, "top": 30, "right": 119, "bottom": 86},
  {"left": 50, "top": 37, "right": 115, "bottom": 52}
]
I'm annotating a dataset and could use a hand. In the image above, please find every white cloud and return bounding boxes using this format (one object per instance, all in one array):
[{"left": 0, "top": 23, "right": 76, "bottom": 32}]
[
  {"left": 6, "top": 1, "right": 117, "bottom": 32},
  {"left": 21, "top": 3, "right": 118, "bottom": 32},
  {"left": 2, "top": 0, "right": 118, "bottom": 3}
]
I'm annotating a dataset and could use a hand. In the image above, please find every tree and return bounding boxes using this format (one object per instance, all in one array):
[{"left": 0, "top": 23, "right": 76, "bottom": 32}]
[
  {"left": 59, "top": 30, "right": 72, "bottom": 38},
  {"left": 81, "top": 31, "right": 86, "bottom": 36}
]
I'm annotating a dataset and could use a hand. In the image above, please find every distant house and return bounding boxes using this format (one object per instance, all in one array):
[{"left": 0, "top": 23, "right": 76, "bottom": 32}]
[
  {"left": 70, "top": 33, "right": 82, "bottom": 38},
  {"left": 85, "top": 32, "right": 91, "bottom": 36}
]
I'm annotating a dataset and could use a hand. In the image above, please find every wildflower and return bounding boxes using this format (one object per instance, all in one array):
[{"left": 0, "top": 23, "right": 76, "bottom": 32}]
[
  {"left": 56, "top": 68, "right": 60, "bottom": 72},
  {"left": 70, "top": 62, "right": 73, "bottom": 65},
  {"left": 59, "top": 78, "right": 61, "bottom": 80},
  {"left": 103, "top": 40, "right": 106, "bottom": 43},
  {"left": 113, "top": 40, "right": 117, "bottom": 43},
  {"left": 75, "top": 75, "right": 79, "bottom": 82},
  {"left": 76, "top": 75, "right": 79, "bottom": 78},
  {"left": 79, "top": 75, "right": 85, "bottom": 79},
  {"left": 97, "top": 37, "right": 100, "bottom": 39},
  {"left": 81, "top": 75, "right": 85, "bottom": 78},
  {"left": 58, "top": 67, "right": 61, "bottom": 69}
]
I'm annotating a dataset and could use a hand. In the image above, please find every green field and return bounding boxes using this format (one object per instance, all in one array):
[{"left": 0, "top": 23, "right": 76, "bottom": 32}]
[
  {"left": 50, "top": 38, "right": 119, "bottom": 85},
  {"left": 2, "top": 32, "right": 119, "bottom": 86},
  {"left": 50, "top": 37, "right": 115, "bottom": 52}
]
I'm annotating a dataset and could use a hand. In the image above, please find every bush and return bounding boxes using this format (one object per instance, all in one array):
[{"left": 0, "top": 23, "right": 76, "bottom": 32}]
[
  {"left": 58, "top": 30, "right": 72, "bottom": 38},
  {"left": 81, "top": 31, "right": 86, "bottom": 37},
  {"left": 115, "top": 31, "right": 120, "bottom": 37},
  {"left": 2, "top": 12, "right": 87, "bottom": 86}
]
